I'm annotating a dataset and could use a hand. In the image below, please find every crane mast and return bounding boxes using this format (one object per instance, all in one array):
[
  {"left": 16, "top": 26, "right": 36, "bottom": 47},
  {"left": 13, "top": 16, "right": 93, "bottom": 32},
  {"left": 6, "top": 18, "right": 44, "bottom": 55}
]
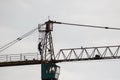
[
  {"left": 38, "top": 20, "right": 55, "bottom": 61},
  {"left": 38, "top": 20, "right": 60, "bottom": 80}
]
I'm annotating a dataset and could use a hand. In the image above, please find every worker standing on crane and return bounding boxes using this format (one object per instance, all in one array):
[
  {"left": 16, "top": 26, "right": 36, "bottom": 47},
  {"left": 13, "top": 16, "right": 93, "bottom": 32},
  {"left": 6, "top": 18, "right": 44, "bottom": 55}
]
[{"left": 38, "top": 42, "right": 42, "bottom": 55}]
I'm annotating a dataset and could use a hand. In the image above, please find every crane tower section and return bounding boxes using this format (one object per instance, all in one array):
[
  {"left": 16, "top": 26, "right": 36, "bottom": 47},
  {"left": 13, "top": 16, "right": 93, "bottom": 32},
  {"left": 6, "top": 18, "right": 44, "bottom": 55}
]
[
  {"left": 38, "top": 20, "right": 60, "bottom": 80},
  {"left": 38, "top": 20, "right": 55, "bottom": 61}
]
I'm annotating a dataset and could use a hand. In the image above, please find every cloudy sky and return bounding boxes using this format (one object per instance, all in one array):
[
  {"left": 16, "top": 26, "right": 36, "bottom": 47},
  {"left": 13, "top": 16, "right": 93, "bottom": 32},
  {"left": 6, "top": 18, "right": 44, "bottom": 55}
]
[{"left": 0, "top": 0, "right": 120, "bottom": 80}]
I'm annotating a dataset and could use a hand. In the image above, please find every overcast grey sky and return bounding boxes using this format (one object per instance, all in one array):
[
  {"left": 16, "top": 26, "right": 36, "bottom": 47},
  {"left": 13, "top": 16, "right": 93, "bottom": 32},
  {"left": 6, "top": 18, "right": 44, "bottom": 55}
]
[{"left": 0, "top": 0, "right": 120, "bottom": 80}]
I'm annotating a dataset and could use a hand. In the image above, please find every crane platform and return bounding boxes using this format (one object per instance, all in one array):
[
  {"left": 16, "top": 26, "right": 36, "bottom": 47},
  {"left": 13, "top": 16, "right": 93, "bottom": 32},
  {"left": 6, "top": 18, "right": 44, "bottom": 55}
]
[{"left": 0, "top": 45, "right": 120, "bottom": 67}]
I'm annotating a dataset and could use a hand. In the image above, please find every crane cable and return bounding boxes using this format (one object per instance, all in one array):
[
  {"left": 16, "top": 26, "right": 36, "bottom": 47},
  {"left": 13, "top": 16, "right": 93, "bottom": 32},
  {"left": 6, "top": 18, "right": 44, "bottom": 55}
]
[
  {"left": 0, "top": 24, "right": 45, "bottom": 53},
  {"left": 52, "top": 21, "right": 120, "bottom": 30},
  {"left": 1, "top": 20, "right": 120, "bottom": 53}
]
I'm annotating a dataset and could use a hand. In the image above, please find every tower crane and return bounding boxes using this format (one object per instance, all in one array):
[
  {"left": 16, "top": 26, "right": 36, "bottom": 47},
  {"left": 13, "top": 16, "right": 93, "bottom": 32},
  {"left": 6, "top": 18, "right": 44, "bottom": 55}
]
[{"left": 0, "top": 20, "right": 120, "bottom": 80}]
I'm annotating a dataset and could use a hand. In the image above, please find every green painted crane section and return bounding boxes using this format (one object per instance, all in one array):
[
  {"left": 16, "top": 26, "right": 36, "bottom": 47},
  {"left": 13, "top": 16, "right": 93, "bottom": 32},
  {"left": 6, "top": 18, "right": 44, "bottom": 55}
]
[{"left": 41, "top": 63, "right": 60, "bottom": 80}]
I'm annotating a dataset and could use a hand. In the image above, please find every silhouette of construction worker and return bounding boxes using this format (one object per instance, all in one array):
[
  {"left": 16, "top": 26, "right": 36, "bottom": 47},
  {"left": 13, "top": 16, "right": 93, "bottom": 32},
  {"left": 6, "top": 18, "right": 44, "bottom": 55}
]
[{"left": 38, "top": 42, "right": 42, "bottom": 55}]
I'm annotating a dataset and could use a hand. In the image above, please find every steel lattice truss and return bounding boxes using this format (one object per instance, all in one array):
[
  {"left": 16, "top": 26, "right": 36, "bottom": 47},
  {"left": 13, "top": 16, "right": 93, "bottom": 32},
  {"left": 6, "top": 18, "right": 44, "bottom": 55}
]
[{"left": 55, "top": 45, "right": 120, "bottom": 62}]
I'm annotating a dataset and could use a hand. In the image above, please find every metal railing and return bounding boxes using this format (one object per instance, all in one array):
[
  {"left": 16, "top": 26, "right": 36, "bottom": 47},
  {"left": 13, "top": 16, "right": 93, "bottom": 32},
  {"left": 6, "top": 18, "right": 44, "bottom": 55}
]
[{"left": 0, "top": 53, "right": 40, "bottom": 62}]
